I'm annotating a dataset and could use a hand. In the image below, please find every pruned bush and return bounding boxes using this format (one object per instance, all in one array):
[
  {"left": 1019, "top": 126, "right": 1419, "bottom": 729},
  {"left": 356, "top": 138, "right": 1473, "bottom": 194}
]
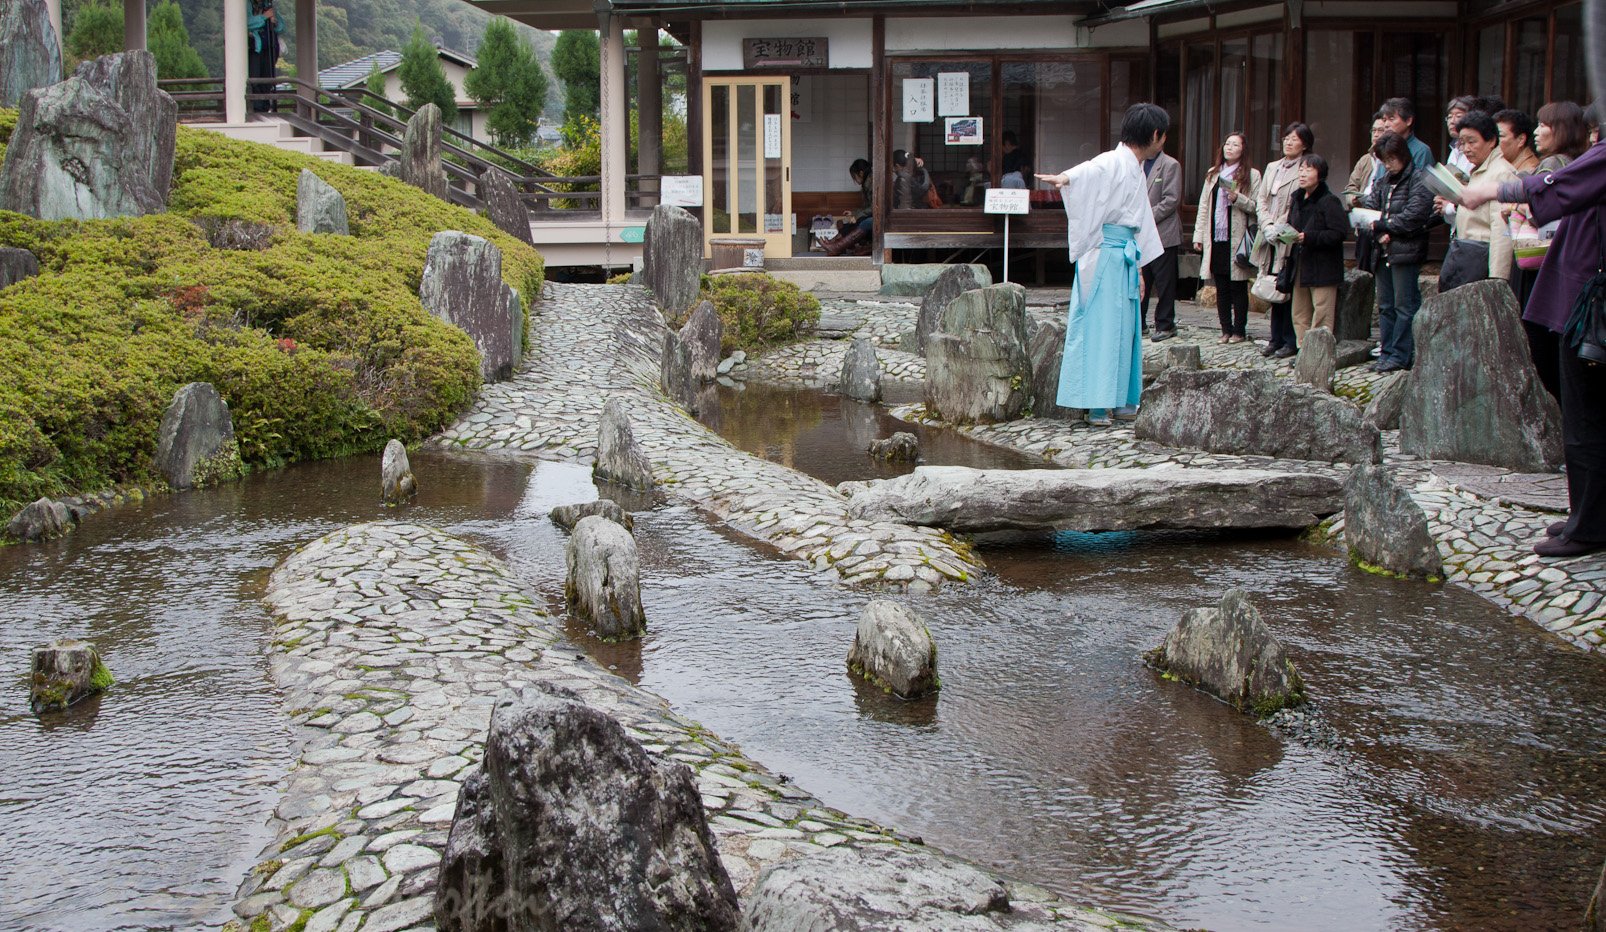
[{"left": 679, "top": 273, "right": 820, "bottom": 356}]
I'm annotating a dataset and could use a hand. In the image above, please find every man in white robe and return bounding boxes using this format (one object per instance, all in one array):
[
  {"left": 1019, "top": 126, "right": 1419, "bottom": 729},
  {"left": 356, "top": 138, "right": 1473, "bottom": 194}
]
[{"left": 1035, "top": 104, "right": 1167, "bottom": 425}]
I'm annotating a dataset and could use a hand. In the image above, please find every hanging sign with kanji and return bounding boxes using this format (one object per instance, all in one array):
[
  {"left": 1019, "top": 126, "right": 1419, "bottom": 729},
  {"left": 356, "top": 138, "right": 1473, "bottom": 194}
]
[{"left": 742, "top": 37, "right": 829, "bottom": 69}]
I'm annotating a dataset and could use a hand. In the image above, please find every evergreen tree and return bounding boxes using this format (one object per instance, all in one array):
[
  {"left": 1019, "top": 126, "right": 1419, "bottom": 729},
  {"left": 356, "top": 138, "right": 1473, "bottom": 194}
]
[
  {"left": 397, "top": 23, "right": 457, "bottom": 123},
  {"left": 66, "top": 0, "right": 124, "bottom": 64},
  {"left": 148, "top": 0, "right": 208, "bottom": 81},
  {"left": 364, "top": 58, "right": 394, "bottom": 118},
  {"left": 464, "top": 18, "right": 548, "bottom": 148},
  {"left": 551, "top": 29, "right": 599, "bottom": 125}
]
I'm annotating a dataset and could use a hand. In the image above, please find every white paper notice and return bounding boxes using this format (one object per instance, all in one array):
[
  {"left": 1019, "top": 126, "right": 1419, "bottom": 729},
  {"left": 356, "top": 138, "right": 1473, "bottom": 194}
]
[
  {"left": 764, "top": 113, "right": 782, "bottom": 158},
  {"left": 902, "top": 78, "right": 934, "bottom": 122},
  {"left": 937, "top": 72, "right": 969, "bottom": 116},
  {"left": 984, "top": 187, "right": 1031, "bottom": 215},
  {"left": 659, "top": 175, "right": 704, "bottom": 207}
]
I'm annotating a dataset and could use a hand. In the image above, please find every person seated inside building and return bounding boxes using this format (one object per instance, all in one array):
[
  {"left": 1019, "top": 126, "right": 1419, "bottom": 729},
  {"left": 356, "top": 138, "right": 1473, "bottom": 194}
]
[
  {"left": 892, "top": 149, "right": 933, "bottom": 208},
  {"left": 823, "top": 158, "right": 874, "bottom": 256},
  {"left": 1001, "top": 130, "right": 1032, "bottom": 188}
]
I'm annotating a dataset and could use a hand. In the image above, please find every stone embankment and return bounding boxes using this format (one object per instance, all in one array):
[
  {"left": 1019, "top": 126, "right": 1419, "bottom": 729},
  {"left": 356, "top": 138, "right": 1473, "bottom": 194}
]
[{"left": 229, "top": 520, "right": 1170, "bottom": 932}]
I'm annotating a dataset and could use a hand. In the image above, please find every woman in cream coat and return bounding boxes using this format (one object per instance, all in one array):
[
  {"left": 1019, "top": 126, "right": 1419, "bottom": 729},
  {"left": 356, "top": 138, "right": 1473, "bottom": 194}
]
[
  {"left": 1254, "top": 123, "right": 1314, "bottom": 357},
  {"left": 1193, "top": 132, "right": 1261, "bottom": 343}
]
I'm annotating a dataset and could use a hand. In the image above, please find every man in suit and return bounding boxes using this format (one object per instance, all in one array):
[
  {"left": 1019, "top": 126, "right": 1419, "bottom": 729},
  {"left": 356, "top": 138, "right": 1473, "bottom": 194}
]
[{"left": 1140, "top": 149, "right": 1183, "bottom": 340}]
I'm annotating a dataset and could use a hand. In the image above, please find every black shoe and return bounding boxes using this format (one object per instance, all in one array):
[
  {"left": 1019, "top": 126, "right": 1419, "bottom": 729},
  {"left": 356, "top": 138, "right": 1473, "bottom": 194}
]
[
  {"left": 1273, "top": 345, "right": 1297, "bottom": 359},
  {"left": 1548, "top": 520, "right": 1568, "bottom": 538},
  {"left": 1260, "top": 344, "right": 1278, "bottom": 357},
  {"left": 1374, "top": 361, "right": 1405, "bottom": 373},
  {"left": 1151, "top": 330, "right": 1176, "bottom": 342},
  {"left": 1535, "top": 535, "right": 1606, "bottom": 558}
]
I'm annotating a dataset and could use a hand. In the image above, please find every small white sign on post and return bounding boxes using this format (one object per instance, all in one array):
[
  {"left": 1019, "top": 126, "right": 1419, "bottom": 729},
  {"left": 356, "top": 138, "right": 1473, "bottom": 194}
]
[
  {"left": 937, "top": 72, "right": 970, "bottom": 116},
  {"left": 984, "top": 188, "right": 1031, "bottom": 283},
  {"left": 902, "top": 78, "right": 934, "bottom": 122},
  {"left": 660, "top": 175, "right": 704, "bottom": 208},
  {"left": 764, "top": 113, "right": 782, "bottom": 159}
]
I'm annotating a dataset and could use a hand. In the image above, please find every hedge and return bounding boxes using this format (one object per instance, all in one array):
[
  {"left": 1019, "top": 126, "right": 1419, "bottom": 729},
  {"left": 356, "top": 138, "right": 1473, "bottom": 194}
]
[{"left": 0, "top": 114, "right": 544, "bottom": 511}]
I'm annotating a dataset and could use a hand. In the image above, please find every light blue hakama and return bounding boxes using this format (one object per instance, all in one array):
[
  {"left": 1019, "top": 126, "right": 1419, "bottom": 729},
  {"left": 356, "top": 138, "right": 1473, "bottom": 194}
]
[{"left": 1057, "top": 223, "right": 1143, "bottom": 410}]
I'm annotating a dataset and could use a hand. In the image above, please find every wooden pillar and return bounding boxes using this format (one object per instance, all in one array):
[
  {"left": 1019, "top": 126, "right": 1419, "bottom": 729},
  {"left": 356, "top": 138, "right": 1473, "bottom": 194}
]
[
  {"left": 871, "top": 15, "right": 886, "bottom": 264},
  {"left": 599, "top": 13, "right": 628, "bottom": 223},
  {"left": 44, "top": 0, "right": 63, "bottom": 60},
  {"left": 638, "top": 26, "right": 662, "bottom": 207},
  {"left": 688, "top": 20, "right": 703, "bottom": 178},
  {"left": 124, "top": 0, "right": 146, "bottom": 51},
  {"left": 296, "top": 0, "right": 318, "bottom": 112},
  {"left": 225, "top": 0, "right": 247, "bottom": 122},
  {"left": 1283, "top": 0, "right": 1304, "bottom": 127}
]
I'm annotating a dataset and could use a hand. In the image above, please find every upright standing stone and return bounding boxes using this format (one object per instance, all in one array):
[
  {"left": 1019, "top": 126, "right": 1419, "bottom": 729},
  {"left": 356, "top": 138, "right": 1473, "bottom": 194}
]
[
  {"left": 401, "top": 103, "right": 448, "bottom": 201},
  {"left": 1163, "top": 343, "right": 1202, "bottom": 372},
  {"left": 419, "top": 231, "right": 522, "bottom": 382},
  {"left": 847, "top": 601, "right": 939, "bottom": 699},
  {"left": 549, "top": 500, "right": 632, "bottom": 532},
  {"left": 478, "top": 167, "right": 534, "bottom": 245},
  {"left": 1293, "top": 326, "right": 1337, "bottom": 392},
  {"left": 679, "top": 300, "right": 722, "bottom": 382},
  {"left": 924, "top": 284, "right": 1032, "bottom": 424},
  {"left": 0, "top": 247, "right": 40, "bottom": 289},
  {"left": 5, "top": 497, "right": 71, "bottom": 542},
  {"left": 564, "top": 516, "right": 647, "bottom": 641},
  {"left": 30, "top": 640, "right": 113, "bottom": 713},
  {"left": 1027, "top": 317, "right": 1080, "bottom": 419},
  {"left": 380, "top": 439, "right": 417, "bottom": 505},
  {"left": 1343, "top": 464, "right": 1442, "bottom": 578},
  {"left": 594, "top": 398, "right": 655, "bottom": 490},
  {"left": 641, "top": 204, "right": 702, "bottom": 318},
  {"left": 1137, "top": 368, "right": 1381, "bottom": 464},
  {"left": 1335, "top": 268, "right": 1375, "bottom": 341},
  {"left": 840, "top": 337, "right": 882, "bottom": 403},
  {"left": 434, "top": 686, "right": 739, "bottom": 932},
  {"left": 1363, "top": 371, "right": 1407, "bottom": 430},
  {"left": 153, "top": 382, "right": 244, "bottom": 491},
  {"left": 1147, "top": 588, "right": 1305, "bottom": 715},
  {"left": 0, "top": 0, "right": 62, "bottom": 109},
  {"left": 1399, "top": 280, "right": 1563, "bottom": 471},
  {"left": 0, "top": 50, "right": 177, "bottom": 220},
  {"left": 295, "top": 169, "right": 349, "bottom": 235},
  {"left": 915, "top": 264, "right": 983, "bottom": 356},
  {"left": 660, "top": 329, "right": 700, "bottom": 415}
]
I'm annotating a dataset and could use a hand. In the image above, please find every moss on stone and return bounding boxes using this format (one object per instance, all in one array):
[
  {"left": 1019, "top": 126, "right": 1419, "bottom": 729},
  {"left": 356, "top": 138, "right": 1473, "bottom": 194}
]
[
  {"left": 86, "top": 657, "right": 114, "bottom": 692},
  {"left": 277, "top": 825, "right": 341, "bottom": 853}
]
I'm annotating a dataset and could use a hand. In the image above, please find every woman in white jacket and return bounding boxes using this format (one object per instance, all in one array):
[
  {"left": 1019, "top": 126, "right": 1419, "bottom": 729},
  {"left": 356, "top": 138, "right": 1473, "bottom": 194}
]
[
  {"left": 1254, "top": 122, "right": 1313, "bottom": 358},
  {"left": 1193, "top": 132, "right": 1261, "bottom": 343}
]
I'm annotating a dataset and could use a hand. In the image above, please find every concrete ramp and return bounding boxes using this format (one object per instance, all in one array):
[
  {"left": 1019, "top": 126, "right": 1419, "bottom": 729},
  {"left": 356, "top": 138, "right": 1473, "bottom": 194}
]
[{"left": 842, "top": 465, "right": 1343, "bottom": 533}]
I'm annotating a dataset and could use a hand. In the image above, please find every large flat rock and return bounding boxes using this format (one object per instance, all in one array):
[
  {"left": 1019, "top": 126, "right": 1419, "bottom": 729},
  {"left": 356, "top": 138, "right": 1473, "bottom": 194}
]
[{"left": 844, "top": 465, "right": 1342, "bottom": 533}]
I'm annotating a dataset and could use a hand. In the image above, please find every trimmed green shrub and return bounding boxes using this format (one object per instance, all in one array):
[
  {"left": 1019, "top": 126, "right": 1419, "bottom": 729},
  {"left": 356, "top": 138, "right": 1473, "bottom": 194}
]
[
  {"left": 0, "top": 114, "right": 545, "bottom": 511},
  {"left": 682, "top": 273, "right": 820, "bottom": 356}
]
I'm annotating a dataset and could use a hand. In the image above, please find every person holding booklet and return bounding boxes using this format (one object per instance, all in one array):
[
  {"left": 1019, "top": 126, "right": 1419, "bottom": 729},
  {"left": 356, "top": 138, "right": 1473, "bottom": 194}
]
[
  {"left": 1434, "top": 111, "right": 1517, "bottom": 293},
  {"left": 1192, "top": 132, "right": 1261, "bottom": 344},
  {"left": 1363, "top": 132, "right": 1436, "bottom": 372}
]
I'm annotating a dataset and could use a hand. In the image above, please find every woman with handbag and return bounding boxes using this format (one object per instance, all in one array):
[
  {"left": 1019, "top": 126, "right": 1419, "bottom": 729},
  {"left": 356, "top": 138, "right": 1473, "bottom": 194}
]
[
  {"left": 1364, "top": 132, "right": 1436, "bottom": 372},
  {"left": 1286, "top": 155, "right": 1348, "bottom": 340},
  {"left": 1192, "top": 132, "right": 1261, "bottom": 344},
  {"left": 1465, "top": 133, "right": 1606, "bottom": 558},
  {"left": 1254, "top": 123, "right": 1314, "bottom": 358}
]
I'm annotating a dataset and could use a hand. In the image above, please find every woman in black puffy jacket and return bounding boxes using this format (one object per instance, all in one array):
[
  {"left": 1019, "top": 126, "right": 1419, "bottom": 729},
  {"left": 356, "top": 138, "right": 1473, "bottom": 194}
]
[
  {"left": 1363, "top": 132, "right": 1438, "bottom": 372},
  {"left": 1286, "top": 154, "right": 1348, "bottom": 343}
]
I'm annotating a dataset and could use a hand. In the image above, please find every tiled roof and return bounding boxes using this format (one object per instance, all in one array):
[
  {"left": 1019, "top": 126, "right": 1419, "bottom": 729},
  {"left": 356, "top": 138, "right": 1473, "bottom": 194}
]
[{"left": 318, "top": 46, "right": 479, "bottom": 89}]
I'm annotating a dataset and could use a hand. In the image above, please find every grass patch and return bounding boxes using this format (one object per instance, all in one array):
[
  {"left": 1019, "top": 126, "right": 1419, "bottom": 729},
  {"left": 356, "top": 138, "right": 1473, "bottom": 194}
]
[{"left": 0, "top": 114, "right": 544, "bottom": 511}]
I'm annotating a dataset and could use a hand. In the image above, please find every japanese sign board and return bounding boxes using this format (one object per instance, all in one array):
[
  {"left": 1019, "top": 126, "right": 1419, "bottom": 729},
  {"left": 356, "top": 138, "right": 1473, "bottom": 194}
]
[
  {"left": 742, "top": 37, "right": 828, "bottom": 69},
  {"left": 660, "top": 175, "right": 704, "bottom": 208},
  {"left": 902, "top": 78, "right": 934, "bottom": 122},
  {"left": 984, "top": 188, "right": 1031, "bottom": 215},
  {"left": 937, "top": 72, "right": 969, "bottom": 116},
  {"left": 764, "top": 113, "right": 782, "bottom": 159}
]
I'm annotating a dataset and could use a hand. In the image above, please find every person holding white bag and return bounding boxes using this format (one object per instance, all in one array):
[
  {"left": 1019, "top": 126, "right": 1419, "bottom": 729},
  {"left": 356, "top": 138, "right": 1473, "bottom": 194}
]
[{"left": 1252, "top": 123, "right": 1313, "bottom": 358}]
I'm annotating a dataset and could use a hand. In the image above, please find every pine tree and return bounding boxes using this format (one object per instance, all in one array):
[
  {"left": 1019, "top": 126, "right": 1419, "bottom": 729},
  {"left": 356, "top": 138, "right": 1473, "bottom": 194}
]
[
  {"left": 397, "top": 23, "right": 457, "bottom": 123},
  {"left": 364, "top": 58, "right": 394, "bottom": 118},
  {"left": 464, "top": 18, "right": 548, "bottom": 148},
  {"left": 148, "top": 0, "right": 208, "bottom": 81},
  {"left": 65, "top": 0, "right": 124, "bottom": 65},
  {"left": 551, "top": 29, "right": 599, "bottom": 125}
]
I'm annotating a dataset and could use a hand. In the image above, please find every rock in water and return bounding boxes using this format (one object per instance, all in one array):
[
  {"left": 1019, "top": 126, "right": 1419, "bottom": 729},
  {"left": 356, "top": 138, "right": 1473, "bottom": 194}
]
[
  {"left": 1343, "top": 464, "right": 1442, "bottom": 578},
  {"left": 880, "top": 262, "right": 992, "bottom": 298},
  {"left": 641, "top": 204, "right": 702, "bottom": 318},
  {"left": 847, "top": 601, "right": 939, "bottom": 698},
  {"left": 1148, "top": 588, "right": 1305, "bottom": 715},
  {"left": 153, "top": 382, "right": 244, "bottom": 491},
  {"left": 550, "top": 500, "right": 632, "bottom": 532},
  {"left": 419, "top": 231, "right": 522, "bottom": 382},
  {"left": 1399, "top": 280, "right": 1563, "bottom": 471},
  {"left": 1136, "top": 368, "right": 1381, "bottom": 464},
  {"left": 30, "top": 639, "right": 113, "bottom": 713},
  {"left": 1, "top": 246, "right": 41, "bottom": 289},
  {"left": 566, "top": 516, "right": 646, "bottom": 640},
  {"left": 1335, "top": 268, "right": 1375, "bottom": 341},
  {"left": 745, "top": 846, "right": 1048, "bottom": 932},
  {"left": 867, "top": 432, "right": 920, "bottom": 461},
  {"left": 925, "top": 284, "right": 1032, "bottom": 424},
  {"left": 401, "top": 103, "right": 448, "bottom": 200},
  {"left": 594, "top": 398, "right": 655, "bottom": 491},
  {"left": 295, "top": 169, "right": 349, "bottom": 235},
  {"left": 1026, "top": 317, "right": 1081, "bottom": 420},
  {"left": 479, "top": 167, "right": 534, "bottom": 245},
  {"left": 0, "top": 50, "right": 177, "bottom": 220},
  {"left": 380, "top": 439, "right": 416, "bottom": 505},
  {"left": 0, "top": 0, "right": 61, "bottom": 109},
  {"left": 915, "top": 264, "right": 984, "bottom": 356},
  {"left": 841, "top": 337, "right": 882, "bottom": 403},
  {"left": 1363, "top": 372, "right": 1407, "bottom": 430},
  {"left": 6, "top": 497, "right": 72, "bottom": 542},
  {"left": 679, "top": 299, "right": 722, "bottom": 382},
  {"left": 434, "top": 685, "right": 740, "bottom": 932},
  {"left": 1294, "top": 326, "right": 1337, "bottom": 392}
]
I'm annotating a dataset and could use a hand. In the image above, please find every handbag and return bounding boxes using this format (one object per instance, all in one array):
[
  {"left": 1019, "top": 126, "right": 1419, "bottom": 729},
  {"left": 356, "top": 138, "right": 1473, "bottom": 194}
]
[
  {"left": 1274, "top": 243, "right": 1302, "bottom": 295},
  {"left": 1250, "top": 273, "right": 1288, "bottom": 304},
  {"left": 925, "top": 184, "right": 943, "bottom": 209},
  {"left": 1438, "top": 238, "right": 1491, "bottom": 294},
  {"left": 1563, "top": 213, "right": 1606, "bottom": 364},
  {"left": 1233, "top": 225, "right": 1257, "bottom": 269}
]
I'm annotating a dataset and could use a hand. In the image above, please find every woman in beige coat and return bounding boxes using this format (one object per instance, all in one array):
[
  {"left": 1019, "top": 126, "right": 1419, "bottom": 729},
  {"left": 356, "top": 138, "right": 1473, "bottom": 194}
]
[
  {"left": 1193, "top": 132, "right": 1261, "bottom": 343},
  {"left": 1254, "top": 122, "right": 1314, "bottom": 357}
]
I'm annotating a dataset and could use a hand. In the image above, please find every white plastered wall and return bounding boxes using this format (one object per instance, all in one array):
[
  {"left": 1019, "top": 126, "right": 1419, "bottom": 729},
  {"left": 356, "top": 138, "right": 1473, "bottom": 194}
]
[
  {"left": 701, "top": 19, "right": 873, "bottom": 71},
  {"left": 790, "top": 74, "right": 870, "bottom": 193}
]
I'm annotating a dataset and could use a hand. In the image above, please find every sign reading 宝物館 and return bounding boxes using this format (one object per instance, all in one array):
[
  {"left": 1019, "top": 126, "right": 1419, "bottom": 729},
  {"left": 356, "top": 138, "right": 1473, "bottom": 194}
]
[{"left": 742, "top": 37, "right": 829, "bottom": 69}]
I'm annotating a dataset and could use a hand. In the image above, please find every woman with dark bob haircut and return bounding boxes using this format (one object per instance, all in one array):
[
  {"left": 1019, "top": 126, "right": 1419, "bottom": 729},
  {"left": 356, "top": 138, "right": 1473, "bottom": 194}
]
[
  {"left": 1535, "top": 101, "right": 1592, "bottom": 171},
  {"left": 1363, "top": 132, "right": 1436, "bottom": 371}
]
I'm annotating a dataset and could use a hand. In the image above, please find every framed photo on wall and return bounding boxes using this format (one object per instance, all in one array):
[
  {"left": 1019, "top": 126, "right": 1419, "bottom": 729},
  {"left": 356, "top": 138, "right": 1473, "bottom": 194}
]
[{"left": 945, "top": 117, "right": 982, "bottom": 145}]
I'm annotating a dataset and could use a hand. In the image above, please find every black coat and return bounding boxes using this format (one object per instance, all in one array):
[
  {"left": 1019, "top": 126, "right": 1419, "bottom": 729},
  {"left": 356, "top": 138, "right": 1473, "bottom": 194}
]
[
  {"left": 1363, "top": 165, "right": 1436, "bottom": 266},
  {"left": 1288, "top": 183, "right": 1348, "bottom": 288}
]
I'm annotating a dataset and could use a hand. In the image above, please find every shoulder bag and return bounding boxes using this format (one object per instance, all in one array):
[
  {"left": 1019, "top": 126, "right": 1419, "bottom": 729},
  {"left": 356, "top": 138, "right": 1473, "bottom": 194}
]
[
  {"left": 1274, "top": 243, "right": 1302, "bottom": 296},
  {"left": 1250, "top": 272, "right": 1287, "bottom": 304},
  {"left": 1564, "top": 212, "right": 1606, "bottom": 364}
]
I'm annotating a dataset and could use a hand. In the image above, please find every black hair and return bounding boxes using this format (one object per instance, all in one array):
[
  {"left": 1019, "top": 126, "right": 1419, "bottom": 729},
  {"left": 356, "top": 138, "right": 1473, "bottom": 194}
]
[
  {"left": 1298, "top": 153, "right": 1329, "bottom": 183},
  {"left": 849, "top": 158, "right": 871, "bottom": 179},
  {"left": 1003, "top": 130, "right": 1019, "bottom": 146},
  {"left": 1284, "top": 122, "right": 1315, "bottom": 153},
  {"left": 1119, "top": 103, "right": 1170, "bottom": 147},
  {"left": 1372, "top": 110, "right": 1386, "bottom": 123},
  {"left": 1475, "top": 95, "right": 1507, "bottom": 114},
  {"left": 1454, "top": 110, "right": 1499, "bottom": 142},
  {"left": 1371, "top": 131, "right": 1412, "bottom": 165},
  {"left": 1493, "top": 109, "right": 1536, "bottom": 149},
  {"left": 892, "top": 149, "right": 909, "bottom": 167},
  {"left": 1380, "top": 97, "right": 1415, "bottom": 124}
]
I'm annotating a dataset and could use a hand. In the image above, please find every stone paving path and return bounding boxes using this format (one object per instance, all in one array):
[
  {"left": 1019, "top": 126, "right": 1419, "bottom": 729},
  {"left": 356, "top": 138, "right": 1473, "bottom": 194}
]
[
  {"left": 227, "top": 520, "right": 1170, "bottom": 932},
  {"left": 428, "top": 284, "right": 983, "bottom": 591}
]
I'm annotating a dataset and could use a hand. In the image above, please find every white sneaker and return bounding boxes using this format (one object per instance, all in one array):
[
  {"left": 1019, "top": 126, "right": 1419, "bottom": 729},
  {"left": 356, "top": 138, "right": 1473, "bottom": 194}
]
[{"left": 1370, "top": 345, "right": 1382, "bottom": 357}]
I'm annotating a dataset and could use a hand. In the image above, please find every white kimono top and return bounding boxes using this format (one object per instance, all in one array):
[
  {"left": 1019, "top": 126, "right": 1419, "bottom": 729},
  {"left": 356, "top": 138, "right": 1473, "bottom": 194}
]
[{"left": 1055, "top": 145, "right": 1164, "bottom": 300}]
